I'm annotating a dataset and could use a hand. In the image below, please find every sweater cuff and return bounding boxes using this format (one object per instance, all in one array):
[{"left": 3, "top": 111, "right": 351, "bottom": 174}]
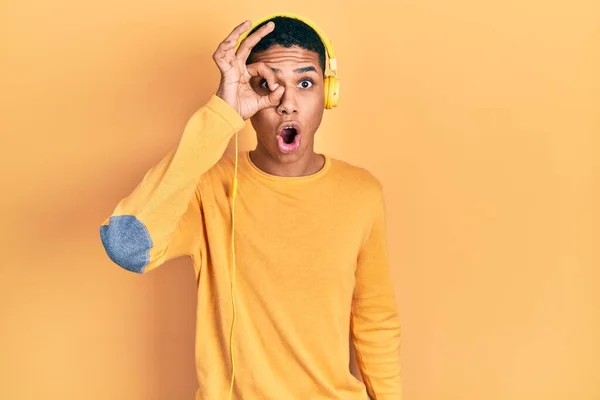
[{"left": 204, "top": 94, "right": 246, "bottom": 133}]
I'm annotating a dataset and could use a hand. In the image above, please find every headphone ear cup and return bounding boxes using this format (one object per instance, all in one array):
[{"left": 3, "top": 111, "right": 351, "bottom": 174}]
[
  {"left": 329, "top": 77, "right": 339, "bottom": 108},
  {"left": 323, "top": 77, "right": 339, "bottom": 109},
  {"left": 323, "top": 76, "right": 331, "bottom": 109}
]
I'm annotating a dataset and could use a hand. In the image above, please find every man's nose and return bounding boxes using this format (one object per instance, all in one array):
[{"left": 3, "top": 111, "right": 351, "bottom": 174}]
[{"left": 277, "top": 87, "right": 298, "bottom": 114}]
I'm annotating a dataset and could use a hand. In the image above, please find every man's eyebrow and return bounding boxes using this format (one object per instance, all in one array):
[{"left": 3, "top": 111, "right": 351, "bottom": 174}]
[{"left": 270, "top": 66, "right": 317, "bottom": 74}]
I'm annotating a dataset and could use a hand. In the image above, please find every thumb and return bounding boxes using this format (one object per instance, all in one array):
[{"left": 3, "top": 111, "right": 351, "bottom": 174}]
[{"left": 257, "top": 85, "right": 285, "bottom": 110}]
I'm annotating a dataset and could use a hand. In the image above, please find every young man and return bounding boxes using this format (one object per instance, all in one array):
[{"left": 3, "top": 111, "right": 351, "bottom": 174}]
[{"left": 99, "top": 15, "right": 402, "bottom": 400}]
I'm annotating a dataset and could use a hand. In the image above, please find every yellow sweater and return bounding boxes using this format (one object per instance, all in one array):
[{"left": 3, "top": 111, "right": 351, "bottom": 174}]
[{"left": 99, "top": 94, "right": 402, "bottom": 399}]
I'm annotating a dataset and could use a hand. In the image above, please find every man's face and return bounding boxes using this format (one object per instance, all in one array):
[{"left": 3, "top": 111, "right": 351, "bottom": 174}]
[{"left": 248, "top": 45, "right": 325, "bottom": 164}]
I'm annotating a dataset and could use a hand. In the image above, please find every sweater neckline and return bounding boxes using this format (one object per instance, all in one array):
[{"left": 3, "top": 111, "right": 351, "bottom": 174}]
[{"left": 243, "top": 150, "right": 331, "bottom": 183}]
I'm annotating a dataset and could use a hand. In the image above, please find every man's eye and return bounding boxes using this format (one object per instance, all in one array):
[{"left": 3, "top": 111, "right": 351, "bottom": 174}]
[{"left": 298, "top": 80, "right": 313, "bottom": 88}]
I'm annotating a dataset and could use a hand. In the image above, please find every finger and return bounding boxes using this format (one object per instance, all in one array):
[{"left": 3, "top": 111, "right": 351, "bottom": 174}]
[
  {"left": 256, "top": 85, "right": 285, "bottom": 110},
  {"left": 247, "top": 62, "right": 279, "bottom": 91},
  {"left": 224, "top": 20, "right": 252, "bottom": 45},
  {"left": 235, "top": 21, "right": 275, "bottom": 63},
  {"left": 212, "top": 20, "right": 251, "bottom": 62}
]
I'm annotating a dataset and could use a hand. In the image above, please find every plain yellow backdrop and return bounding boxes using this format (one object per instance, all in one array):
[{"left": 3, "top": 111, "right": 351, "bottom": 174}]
[{"left": 1, "top": 0, "right": 598, "bottom": 399}]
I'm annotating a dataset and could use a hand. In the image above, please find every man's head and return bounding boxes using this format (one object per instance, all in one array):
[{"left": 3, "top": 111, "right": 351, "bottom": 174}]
[
  {"left": 244, "top": 16, "right": 328, "bottom": 169},
  {"left": 246, "top": 16, "right": 326, "bottom": 77}
]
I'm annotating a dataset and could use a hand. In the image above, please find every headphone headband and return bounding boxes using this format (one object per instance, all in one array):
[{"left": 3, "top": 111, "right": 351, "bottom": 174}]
[{"left": 234, "top": 13, "right": 337, "bottom": 78}]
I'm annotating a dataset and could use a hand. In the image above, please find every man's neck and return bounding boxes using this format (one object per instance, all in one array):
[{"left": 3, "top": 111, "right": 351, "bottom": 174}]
[{"left": 248, "top": 148, "right": 325, "bottom": 177}]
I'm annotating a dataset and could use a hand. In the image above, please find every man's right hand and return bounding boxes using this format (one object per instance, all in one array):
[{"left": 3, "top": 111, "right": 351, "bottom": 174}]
[{"left": 213, "top": 20, "right": 285, "bottom": 120}]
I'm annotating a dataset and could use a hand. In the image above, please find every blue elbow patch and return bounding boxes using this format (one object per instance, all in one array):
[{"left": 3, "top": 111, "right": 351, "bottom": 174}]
[{"left": 100, "top": 215, "right": 153, "bottom": 273}]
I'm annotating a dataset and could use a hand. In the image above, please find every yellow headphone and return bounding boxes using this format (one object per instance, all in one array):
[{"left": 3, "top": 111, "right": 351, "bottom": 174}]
[{"left": 226, "top": 13, "right": 339, "bottom": 399}]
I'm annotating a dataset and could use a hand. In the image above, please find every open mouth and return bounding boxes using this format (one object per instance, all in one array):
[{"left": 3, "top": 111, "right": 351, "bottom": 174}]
[
  {"left": 277, "top": 126, "right": 301, "bottom": 153},
  {"left": 280, "top": 127, "right": 298, "bottom": 144}
]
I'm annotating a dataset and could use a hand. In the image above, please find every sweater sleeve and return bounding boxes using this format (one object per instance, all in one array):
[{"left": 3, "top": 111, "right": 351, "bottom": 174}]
[
  {"left": 99, "top": 95, "right": 245, "bottom": 274},
  {"left": 351, "top": 185, "right": 403, "bottom": 399}
]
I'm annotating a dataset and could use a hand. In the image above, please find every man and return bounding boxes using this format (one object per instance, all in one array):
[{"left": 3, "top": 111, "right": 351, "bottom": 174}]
[{"left": 99, "top": 14, "right": 402, "bottom": 400}]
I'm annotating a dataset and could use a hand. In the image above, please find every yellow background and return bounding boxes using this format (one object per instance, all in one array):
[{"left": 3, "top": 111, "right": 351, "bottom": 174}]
[{"left": 1, "top": 0, "right": 598, "bottom": 399}]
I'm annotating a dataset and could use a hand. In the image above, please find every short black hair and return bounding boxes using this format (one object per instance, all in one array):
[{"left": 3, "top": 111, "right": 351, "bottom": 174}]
[{"left": 245, "top": 16, "right": 327, "bottom": 76}]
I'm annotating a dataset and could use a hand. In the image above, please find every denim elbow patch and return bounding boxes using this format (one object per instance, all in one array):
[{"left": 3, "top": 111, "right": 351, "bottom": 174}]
[{"left": 100, "top": 215, "right": 153, "bottom": 273}]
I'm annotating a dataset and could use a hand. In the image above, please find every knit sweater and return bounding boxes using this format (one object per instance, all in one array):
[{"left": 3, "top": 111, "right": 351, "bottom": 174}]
[{"left": 99, "top": 94, "right": 402, "bottom": 399}]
